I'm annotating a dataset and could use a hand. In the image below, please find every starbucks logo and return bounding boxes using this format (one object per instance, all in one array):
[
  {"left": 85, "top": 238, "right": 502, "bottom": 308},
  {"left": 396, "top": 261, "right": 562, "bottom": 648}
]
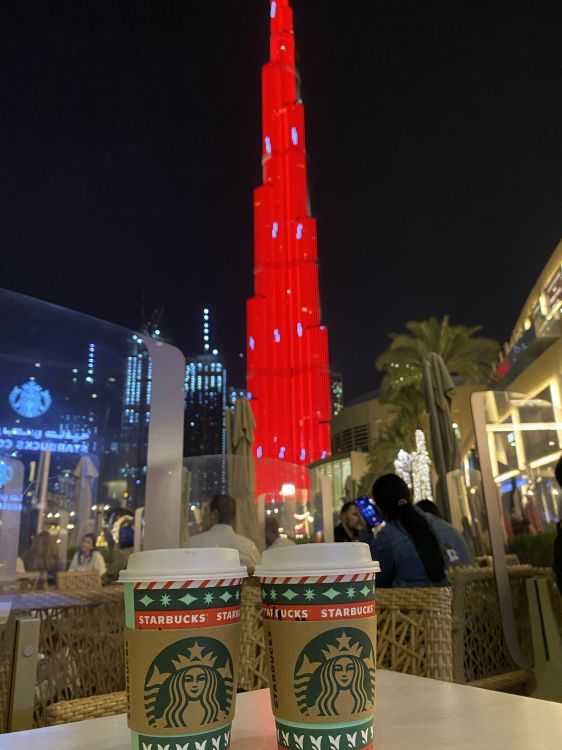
[
  {"left": 294, "top": 628, "right": 375, "bottom": 718},
  {"left": 144, "top": 637, "right": 233, "bottom": 729}
]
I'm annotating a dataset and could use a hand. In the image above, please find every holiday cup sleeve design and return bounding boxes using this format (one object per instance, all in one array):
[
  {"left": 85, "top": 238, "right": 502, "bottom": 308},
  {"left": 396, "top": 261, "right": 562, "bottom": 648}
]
[
  {"left": 125, "top": 625, "right": 239, "bottom": 736},
  {"left": 275, "top": 717, "right": 374, "bottom": 750},
  {"left": 264, "top": 619, "right": 377, "bottom": 724},
  {"left": 132, "top": 581, "right": 242, "bottom": 629},
  {"left": 261, "top": 580, "right": 376, "bottom": 622}
]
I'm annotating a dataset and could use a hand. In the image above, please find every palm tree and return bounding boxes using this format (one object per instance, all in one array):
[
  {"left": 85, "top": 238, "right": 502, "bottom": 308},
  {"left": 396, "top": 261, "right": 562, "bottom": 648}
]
[
  {"left": 364, "top": 316, "right": 499, "bottom": 488},
  {"left": 376, "top": 315, "right": 499, "bottom": 396}
]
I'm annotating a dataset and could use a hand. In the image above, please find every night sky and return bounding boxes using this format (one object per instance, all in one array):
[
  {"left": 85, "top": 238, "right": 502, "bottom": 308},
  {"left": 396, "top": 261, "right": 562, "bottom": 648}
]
[{"left": 1, "top": 1, "right": 561, "bottom": 400}]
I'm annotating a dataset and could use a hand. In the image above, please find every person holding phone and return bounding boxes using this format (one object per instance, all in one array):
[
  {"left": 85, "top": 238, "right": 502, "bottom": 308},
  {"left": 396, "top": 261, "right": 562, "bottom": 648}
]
[
  {"left": 364, "top": 474, "right": 472, "bottom": 587},
  {"left": 334, "top": 501, "right": 365, "bottom": 542}
]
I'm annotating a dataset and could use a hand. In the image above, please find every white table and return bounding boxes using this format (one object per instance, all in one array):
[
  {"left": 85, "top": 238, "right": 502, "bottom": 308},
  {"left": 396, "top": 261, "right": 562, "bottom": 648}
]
[{"left": 2, "top": 671, "right": 562, "bottom": 749}]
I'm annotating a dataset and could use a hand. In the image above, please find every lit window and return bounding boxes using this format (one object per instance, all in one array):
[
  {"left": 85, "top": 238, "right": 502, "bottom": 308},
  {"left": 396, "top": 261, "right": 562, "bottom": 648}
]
[
  {"left": 249, "top": 336, "right": 255, "bottom": 350},
  {"left": 296, "top": 223, "right": 303, "bottom": 239},
  {"left": 265, "top": 136, "right": 272, "bottom": 154},
  {"left": 272, "top": 221, "right": 279, "bottom": 238},
  {"left": 279, "top": 446, "right": 285, "bottom": 459},
  {"left": 270, "top": 1, "right": 276, "bottom": 18},
  {"left": 274, "top": 328, "right": 281, "bottom": 343},
  {"left": 257, "top": 445, "right": 263, "bottom": 458},
  {"left": 300, "top": 448, "right": 306, "bottom": 461},
  {"left": 297, "top": 322, "right": 303, "bottom": 337},
  {"left": 291, "top": 126, "right": 298, "bottom": 145}
]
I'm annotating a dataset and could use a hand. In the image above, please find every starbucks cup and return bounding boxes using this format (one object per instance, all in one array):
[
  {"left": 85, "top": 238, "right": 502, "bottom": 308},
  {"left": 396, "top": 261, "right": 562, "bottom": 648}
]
[
  {"left": 120, "top": 548, "right": 247, "bottom": 750},
  {"left": 255, "top": 544, "right": 380, "bottom": 750}
]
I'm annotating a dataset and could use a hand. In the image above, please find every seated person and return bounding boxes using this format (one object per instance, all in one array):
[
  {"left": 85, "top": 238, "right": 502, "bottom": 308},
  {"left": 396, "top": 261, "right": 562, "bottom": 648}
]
[
  {"left": 265, "top": 516, "right": 295, "bottom": 549},
  {"left": 105, "top": 524, "right": 134, "bottom": 583},
  {"left": 334, "top": 500, "right": 365, "bottom": 542},
  {"left": 69, "top": 533, "right": 107, "bottom": 576},
  {"left": 186, "top": 494, "right": 261, "bottom": 574},
  {"left": 364, "top": 474, "right": 473, "bottom": 588}
]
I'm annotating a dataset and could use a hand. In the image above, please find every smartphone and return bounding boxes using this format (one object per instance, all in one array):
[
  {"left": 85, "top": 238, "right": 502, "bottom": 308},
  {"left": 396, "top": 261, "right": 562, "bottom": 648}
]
[{"left": 354, "top": 496, "right": 384, "bottom": 528}]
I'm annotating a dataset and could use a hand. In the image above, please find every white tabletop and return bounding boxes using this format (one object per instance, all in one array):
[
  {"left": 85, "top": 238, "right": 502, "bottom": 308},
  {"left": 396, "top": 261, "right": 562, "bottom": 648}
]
[{"left": 3, "top": 671, "right": 562, "bottom": 749}]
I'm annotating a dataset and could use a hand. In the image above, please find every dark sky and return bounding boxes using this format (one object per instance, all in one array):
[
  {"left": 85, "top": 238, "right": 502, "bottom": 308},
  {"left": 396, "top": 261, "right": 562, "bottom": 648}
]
[{"left": 1, "top": 1, "right": 561, "bottom": 400}]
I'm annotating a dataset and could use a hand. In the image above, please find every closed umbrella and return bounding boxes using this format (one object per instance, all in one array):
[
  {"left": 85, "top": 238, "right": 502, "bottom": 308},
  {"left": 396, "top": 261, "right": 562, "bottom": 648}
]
[
  {"left": 73, "top": 454, "right": 99, "bottom": 542},
  {"left": 228, "top": 398, "right": 259, "bottom": 546},
  {"left": 422, "top": 353, "right": 460, "bottom": 521}
]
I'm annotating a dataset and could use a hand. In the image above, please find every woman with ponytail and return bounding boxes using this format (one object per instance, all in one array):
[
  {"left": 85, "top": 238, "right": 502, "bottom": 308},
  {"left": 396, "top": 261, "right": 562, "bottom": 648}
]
[{"left": 366, "top": 474, "right": 472, "bottom": 587}]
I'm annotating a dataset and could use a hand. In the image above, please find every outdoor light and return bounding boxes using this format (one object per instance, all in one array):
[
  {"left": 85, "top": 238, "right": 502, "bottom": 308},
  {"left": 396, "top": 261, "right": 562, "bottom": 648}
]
[{"left": 280, "top": 483, "right": 296, "bottom": 496}]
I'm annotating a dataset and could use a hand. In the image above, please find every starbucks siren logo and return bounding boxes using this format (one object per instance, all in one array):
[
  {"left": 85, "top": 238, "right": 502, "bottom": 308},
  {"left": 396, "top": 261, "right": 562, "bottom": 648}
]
[
  {"left": 144, "top": 637, "right": 233, "bottom": 729},
  {"left": 9, "top": 380, "right": 52, "bottom": 418},
  {"left": 294, "top": 628, "right": 375, "bottom": 718},
  {"left": 0, "top": 461, "right": 14, "bottom": 489}
]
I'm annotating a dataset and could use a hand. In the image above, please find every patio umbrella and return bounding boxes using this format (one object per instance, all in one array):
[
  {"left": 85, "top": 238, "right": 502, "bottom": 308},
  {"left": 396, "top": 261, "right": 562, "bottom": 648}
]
[
  {"left": 228, "top": 398, "right": 259, "bottom": 547},
  {"left": 73, "top": 454, "right": 99, "bottom": 542},
  {"left": 422, "top": 353, "right": 460, "bottom": 521}
]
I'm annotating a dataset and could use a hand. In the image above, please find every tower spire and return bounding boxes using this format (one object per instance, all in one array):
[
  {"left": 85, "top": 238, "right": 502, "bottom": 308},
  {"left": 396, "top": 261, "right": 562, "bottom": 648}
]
[{"left": 247, "top": 1, "right": 332, "bottom": 493}]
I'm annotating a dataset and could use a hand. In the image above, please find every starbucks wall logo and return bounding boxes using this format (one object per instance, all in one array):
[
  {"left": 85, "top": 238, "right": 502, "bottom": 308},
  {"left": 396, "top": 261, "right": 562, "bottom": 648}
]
[
  {"left": 294, "top": 628, "right": 375, "bottom": 717},
  {"left": 9, "top": 380, "right": 52, "bottom": 418},
  {"left": 144, "top": 637, "right": 233, "bottom": 729}
]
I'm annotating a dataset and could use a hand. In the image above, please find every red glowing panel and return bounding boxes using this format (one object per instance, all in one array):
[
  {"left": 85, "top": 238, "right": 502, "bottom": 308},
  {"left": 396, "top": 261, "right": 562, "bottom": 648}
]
[{"left": 247, "top": 0, "right": 331, "bottom": 493}]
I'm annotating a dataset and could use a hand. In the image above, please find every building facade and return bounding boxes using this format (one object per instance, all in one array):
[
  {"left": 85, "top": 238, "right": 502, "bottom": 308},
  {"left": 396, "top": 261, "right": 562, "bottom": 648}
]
[
  {"left": 331, "top": 391, "right": 393, "bottom": 455},
  {"left": 246, "top": 0, "right": 332, "bottom": 489},
  {"left": 183, "top": 354, "right": 227, "bottom": 458}
]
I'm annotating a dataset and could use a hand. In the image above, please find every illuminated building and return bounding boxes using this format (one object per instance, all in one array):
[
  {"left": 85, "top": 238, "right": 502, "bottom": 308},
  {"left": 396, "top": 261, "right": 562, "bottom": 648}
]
[
  {"left": 246, "top": 0, "right": 331, "bottom": 490},
  {"left": 183, "top": 309, "right": 227, "bottom": 458},
  {"left": 122, "top": 334, "right": 151, "bottom": 428},
  {"left": 183, "top": 355, "right": 227, "bottom": 457}
]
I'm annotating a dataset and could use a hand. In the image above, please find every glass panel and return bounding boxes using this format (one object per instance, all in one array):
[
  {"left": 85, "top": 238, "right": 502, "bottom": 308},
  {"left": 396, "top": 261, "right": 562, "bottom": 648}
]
[
  {"left": 0, "top": 289, "right": 153, "bottom": 593},
  {"left": 467, "top": 389, "right": 561, "bottom": 555},
  {"left": 182, "top": 455, "right": 327, "bottom": 549}
]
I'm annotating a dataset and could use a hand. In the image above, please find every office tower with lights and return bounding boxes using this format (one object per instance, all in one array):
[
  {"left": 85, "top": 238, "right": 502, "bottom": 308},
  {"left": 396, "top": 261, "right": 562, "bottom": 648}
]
[
  {"left": 247, "top": 0, "right": 332, "bottom": 488},
  {"left": 183, "top": 309, "right": 228, "bottom": 458},
  {"left": 120, "top": 328, "right": 162, "bottom": 506}
]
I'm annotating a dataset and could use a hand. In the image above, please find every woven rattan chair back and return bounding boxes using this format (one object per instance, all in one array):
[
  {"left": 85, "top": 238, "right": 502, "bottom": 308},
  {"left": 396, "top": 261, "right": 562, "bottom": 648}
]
[
  {"left": 451, "top": 566, "right": 541, "bottom": 692},
  {"left": 57, "top": 571, "right": 102, "bottom": 592},
  {"left": 238, "top": 578, "right": 268, "bottom": 691},
  {"left": 44, "top": 690, "right": 127, "bottom": 726},
  {"left": 376, "top": 587, "right": 453, "bottom": 681}
]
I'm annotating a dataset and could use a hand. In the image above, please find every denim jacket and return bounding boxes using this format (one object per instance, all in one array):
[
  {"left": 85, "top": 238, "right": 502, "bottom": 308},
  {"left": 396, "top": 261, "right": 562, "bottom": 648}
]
[{"left": 361, "top": 508, "right": 474, "bottom": 588}]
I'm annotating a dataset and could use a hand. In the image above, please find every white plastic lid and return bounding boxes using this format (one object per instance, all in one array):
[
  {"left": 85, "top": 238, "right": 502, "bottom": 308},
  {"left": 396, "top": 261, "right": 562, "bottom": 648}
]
[
  {"left": 119, "top": 547, "right": 247, "bottom": 583},
  {"left": 254, "top": 542, "right": 380, "bottom": 579}
]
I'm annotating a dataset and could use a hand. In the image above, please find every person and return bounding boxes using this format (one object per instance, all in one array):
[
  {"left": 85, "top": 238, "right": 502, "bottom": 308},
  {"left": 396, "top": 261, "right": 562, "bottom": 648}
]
[
  {"left": 22, "top": 530, "right": 59, "bottom": 584},
  {"left": 415, "top": 498, "right": 475, "bottom": 567},
  {"left": 69, "top": 532, "right": 107, "bottom": 575},
  {"left": 334, "top": 501, "right": 364, "bottom": 542},
  {"left": 365, "top": 474, "right": 473, "bottom": 588},
  {"left": 416, "top": 499, "right": 442, "bottom": 517},
  {"left": 105, "top": 524, "right": 135, "bottom": 583},
  {"left": 265, "top": 516, "right": 295, "bottom": 549},
  {"left": 186, "top": 494, "right": 261, "bottom": 573}
]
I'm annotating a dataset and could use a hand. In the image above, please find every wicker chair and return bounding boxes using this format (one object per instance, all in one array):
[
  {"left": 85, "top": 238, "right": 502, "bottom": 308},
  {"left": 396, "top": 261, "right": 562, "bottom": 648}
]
[
  {"left": 238, "top": 579, "right": 268, "bottom": 691},
  {"left": 451, "top": 566, "right": 539, "bottom": 693},
  {"left": 44, "top": 690, "right": 127, "bottom": 726},
  {"left": 376, "top": 587, "right": 453, "bottom": 681},
  {"left": 56, "top": 571, "right": 102, "bottom": 592}
]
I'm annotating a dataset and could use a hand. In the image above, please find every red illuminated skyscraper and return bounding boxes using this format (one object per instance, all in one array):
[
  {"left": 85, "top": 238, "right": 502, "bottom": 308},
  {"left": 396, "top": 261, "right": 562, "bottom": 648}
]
[{"left": 247, "top": 0, "right": 331, "bottom": 490}]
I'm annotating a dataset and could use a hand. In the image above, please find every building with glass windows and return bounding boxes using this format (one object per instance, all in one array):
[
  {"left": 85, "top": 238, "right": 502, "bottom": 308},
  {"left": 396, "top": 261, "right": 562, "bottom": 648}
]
[
  {"left": 455, "top": 238, "right": 562, "bottom": 535},
  {"left": 183, "top": 354, "right": 227, "bottom": 458}
]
